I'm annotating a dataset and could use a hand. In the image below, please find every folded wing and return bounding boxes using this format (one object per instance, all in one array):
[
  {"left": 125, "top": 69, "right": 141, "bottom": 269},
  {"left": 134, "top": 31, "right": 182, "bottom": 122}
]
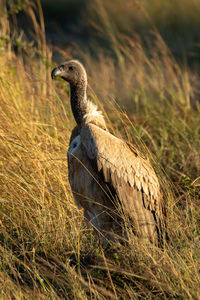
[{"left": 80, "top": 123, "right": 164, "bottom": 242}]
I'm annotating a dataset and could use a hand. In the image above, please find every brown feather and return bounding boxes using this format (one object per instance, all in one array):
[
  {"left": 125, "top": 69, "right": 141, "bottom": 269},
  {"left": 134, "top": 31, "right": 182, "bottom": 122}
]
[{"left": 68, "top": 122, "right": 165, "bottom": 243}]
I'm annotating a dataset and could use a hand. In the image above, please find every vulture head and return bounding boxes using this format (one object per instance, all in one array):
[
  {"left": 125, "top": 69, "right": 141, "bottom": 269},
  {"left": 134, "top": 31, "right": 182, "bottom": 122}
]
[{"left": 51, "top": 60, "right": 87, "bottom": 86}]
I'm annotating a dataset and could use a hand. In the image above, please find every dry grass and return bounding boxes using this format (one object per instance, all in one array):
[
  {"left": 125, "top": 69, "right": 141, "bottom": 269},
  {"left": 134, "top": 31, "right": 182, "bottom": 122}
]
[{"left": 0, "top": 1, "right": 200, "bottom": 299}]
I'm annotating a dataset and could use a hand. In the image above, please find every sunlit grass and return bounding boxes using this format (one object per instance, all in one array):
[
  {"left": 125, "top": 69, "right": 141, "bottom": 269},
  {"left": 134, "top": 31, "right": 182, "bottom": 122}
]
[{"left": 0, "top": 1, "right": 200, "bottom": 299}]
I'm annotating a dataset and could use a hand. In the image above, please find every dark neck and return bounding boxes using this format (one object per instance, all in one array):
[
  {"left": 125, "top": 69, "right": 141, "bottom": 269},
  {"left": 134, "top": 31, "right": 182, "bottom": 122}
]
[{"left": 70, "top": 80, "right": 88, "bottom": 126}]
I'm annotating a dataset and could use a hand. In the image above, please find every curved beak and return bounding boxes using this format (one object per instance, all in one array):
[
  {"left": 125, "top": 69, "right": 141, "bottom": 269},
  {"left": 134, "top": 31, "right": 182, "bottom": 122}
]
[{"left": 51, "top": 66, "right": 63, "bottom": 79}]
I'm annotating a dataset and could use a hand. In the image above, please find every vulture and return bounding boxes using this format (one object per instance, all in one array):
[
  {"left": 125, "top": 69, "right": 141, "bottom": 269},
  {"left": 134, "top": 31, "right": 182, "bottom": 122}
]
[{"left": 51, "top": 60, "right": 164, "bottom": 245}]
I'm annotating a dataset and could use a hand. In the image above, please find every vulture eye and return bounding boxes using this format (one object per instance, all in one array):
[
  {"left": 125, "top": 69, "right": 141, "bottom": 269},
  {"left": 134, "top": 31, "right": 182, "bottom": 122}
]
[{"left": 69, "top": 66, "right": 74, "bottom": 71}]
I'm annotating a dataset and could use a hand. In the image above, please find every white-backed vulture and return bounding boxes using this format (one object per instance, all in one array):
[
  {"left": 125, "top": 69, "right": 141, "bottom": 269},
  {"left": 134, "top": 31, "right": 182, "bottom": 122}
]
[{"left": 51, "top": 60, "right": 165, "bottom": 245}]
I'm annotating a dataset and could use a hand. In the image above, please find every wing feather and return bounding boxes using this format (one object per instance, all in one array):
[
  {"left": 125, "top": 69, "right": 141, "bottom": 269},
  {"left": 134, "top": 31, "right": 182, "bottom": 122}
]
[{"left": 80, "top": 123, "right": 163, "bottom": 221}]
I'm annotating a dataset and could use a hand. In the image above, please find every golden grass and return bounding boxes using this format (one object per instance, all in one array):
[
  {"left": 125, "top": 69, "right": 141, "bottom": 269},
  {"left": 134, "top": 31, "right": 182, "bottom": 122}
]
[{"left": 0, "top": 1, "right": 200, "bottom": 299}]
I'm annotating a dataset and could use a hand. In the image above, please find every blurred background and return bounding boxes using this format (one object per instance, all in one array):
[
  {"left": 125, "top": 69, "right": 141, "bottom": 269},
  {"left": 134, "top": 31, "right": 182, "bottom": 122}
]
[{"left": 4, "top": 0, "right": 200, "bottom": 67}]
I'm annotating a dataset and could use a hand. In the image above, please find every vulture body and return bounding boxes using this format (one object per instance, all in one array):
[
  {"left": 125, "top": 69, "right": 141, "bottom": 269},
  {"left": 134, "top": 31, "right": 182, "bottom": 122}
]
[{"left": 51, "top": 60, "right": 164, "bottom": 244}]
